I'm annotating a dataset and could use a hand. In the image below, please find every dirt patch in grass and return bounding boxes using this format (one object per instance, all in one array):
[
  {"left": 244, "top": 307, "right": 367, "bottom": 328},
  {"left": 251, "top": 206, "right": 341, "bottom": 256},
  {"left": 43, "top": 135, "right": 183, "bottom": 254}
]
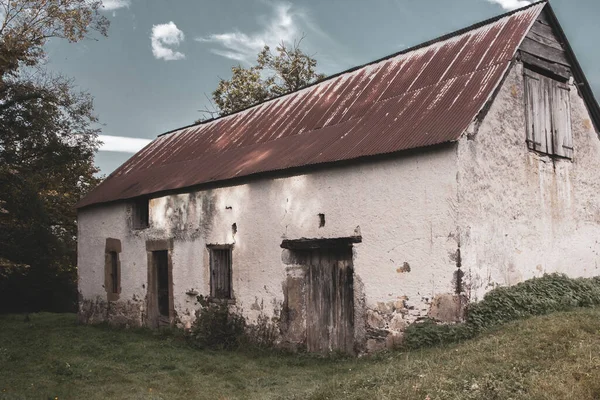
[{"left": 1, "top": 310, "right": 600, "bottom": 399}]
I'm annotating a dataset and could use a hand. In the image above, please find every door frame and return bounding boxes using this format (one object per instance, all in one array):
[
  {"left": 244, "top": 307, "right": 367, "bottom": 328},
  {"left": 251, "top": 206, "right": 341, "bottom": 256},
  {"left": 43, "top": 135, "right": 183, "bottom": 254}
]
[{"left": 146, "top": 239, "right": 174, "bottom": 328}]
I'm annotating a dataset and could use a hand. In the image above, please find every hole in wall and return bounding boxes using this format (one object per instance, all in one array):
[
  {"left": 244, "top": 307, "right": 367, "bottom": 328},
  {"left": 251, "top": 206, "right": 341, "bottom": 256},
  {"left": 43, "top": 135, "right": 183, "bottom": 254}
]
[
  {"left": 232, "top": 223, "right": 237, "bottom": 235},
  {"left": 396, "top": 262, "right": 411, "bottom": 273},
  {"left": 318, "top": 213, "right": 325, "bottom": 228}
]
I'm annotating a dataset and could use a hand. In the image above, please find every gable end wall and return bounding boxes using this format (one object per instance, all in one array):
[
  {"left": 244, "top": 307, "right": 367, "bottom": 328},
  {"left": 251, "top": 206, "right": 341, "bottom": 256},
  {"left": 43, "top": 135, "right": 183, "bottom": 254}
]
[{"left": 457, "top": 61, "right": 600, "bottom": 301}]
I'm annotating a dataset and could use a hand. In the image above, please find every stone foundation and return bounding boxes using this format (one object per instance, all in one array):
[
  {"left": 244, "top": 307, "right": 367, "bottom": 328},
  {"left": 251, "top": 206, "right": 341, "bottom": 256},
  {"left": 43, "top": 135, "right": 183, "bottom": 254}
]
[
  {"left": 78, "top": 295, "right": 145, "bottom": 327},
  {"left": 363, "top": 292, "right": 468, "bottom": 352}
]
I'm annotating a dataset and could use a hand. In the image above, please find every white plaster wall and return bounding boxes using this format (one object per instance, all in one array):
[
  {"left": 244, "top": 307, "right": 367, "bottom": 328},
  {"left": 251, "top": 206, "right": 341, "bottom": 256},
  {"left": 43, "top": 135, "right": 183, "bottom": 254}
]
[
  {"left": 78, "top": 146, "right": 460, "bottom": 334},
  {"left": 78, "top": 202, "right": 150, "bottom": 312},
  {"left": 458, "top": 62, "right": 600, "bottom": 301}
]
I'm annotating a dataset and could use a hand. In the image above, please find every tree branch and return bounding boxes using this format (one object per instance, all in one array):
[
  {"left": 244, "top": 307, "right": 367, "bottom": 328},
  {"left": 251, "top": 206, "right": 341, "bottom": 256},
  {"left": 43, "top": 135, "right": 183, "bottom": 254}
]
[{"left": 0, "top": 90, "right": 47, "bottom": 112}]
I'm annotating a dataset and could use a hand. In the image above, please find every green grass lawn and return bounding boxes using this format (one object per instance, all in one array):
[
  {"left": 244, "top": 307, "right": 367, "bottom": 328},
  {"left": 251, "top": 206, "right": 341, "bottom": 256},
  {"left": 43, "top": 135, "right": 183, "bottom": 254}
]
[{"left": 1, "top": 310, "right": 600, "bottom": 400}]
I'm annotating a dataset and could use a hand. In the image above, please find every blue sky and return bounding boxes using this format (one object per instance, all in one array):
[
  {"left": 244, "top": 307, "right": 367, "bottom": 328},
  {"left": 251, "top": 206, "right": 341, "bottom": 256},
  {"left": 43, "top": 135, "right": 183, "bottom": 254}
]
[{"left": 45, "top": 0, "right": 600, "bottom": 175}]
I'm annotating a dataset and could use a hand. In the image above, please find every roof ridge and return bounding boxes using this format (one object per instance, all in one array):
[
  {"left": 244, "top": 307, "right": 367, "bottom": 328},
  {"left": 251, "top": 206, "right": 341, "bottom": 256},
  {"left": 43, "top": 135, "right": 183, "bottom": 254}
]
[{"left": 157, "top": 0, "right": 547, "bottom": 138}]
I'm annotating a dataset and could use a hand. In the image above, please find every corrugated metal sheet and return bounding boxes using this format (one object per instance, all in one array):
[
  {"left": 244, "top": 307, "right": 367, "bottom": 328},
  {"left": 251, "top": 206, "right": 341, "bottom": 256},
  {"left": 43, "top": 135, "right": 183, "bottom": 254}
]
[{"left": 77, "top": 2, "right": 545, "bottom": 208}]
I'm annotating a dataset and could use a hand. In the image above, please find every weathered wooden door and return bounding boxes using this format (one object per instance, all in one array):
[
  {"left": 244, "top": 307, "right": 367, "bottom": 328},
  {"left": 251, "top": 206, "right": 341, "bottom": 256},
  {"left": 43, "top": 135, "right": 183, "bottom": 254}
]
[{"left": 306, "top": 247, "right": 354, "bottom": 354}]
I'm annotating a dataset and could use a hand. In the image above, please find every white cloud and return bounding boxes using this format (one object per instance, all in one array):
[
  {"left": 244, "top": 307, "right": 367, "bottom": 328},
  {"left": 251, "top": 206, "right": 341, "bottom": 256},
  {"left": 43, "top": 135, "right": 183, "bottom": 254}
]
[
  {"left": 486, "top": 0, "right": 531, "bottom": 11},
  {"left": 196, "top": 3, "right": 318, "bottom": 65},
  {"left": 151, "top": 22, "right": 186, "bottom": 61},
  {"left": 98, "top": 135, "right": 152, "bottom": 153},
  {"left": 100, "top": 0, "right": 130, "bottom": 11}
]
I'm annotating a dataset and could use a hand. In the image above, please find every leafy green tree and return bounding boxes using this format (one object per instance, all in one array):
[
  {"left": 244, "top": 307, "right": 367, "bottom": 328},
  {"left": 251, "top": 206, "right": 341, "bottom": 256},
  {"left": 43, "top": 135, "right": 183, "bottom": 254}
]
[
  {"left": 210, "top": 64, "right": 270, "bottom": 117},
  {"left": 0, "top": 0, "right": 108, "bottom": 312},
  {"left": 203, "top": 39, "right": 326, "bottom": 118}
]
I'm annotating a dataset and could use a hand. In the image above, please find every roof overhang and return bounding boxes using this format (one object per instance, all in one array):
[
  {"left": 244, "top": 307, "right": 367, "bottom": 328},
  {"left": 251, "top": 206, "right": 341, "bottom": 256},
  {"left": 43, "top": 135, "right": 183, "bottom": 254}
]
[{"left": 543, "top": 3, "right": 600, "bottom": 133}]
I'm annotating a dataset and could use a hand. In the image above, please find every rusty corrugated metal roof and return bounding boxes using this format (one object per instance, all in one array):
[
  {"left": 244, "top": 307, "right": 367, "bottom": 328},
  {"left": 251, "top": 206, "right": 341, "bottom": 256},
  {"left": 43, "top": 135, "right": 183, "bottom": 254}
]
[{"left": 77, "top": 2, "right": 546, "bottom": 208}]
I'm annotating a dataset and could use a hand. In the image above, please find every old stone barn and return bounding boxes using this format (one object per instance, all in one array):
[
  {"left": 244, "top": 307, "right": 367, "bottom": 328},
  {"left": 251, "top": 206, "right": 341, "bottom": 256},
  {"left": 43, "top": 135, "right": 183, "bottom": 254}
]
[{"left": 77, "top": 1, "right": 600, "bottom": 353}]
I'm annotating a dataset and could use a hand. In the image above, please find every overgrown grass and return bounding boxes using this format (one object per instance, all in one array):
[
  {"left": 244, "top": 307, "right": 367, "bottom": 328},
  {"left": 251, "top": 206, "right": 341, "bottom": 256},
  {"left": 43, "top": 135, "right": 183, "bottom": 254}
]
[
  {"left": 402, "top": 274, "right": 600, "bottom": 349},
  {"left": 1, "top": 308, "right": 600, "bottom": 399}
]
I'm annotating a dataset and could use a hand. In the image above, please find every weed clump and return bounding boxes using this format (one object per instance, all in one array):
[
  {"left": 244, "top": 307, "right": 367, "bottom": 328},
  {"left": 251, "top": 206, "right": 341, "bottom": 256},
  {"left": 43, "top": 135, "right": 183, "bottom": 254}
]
[
  {"left": 187, "top": 295, "right": 246, "bottom": 350},
  {"left": 187, "top": 295, "right": 279, "bottom": 350},
  {"left": 402, "top": 274, "right": 600, "bottom": 349}
]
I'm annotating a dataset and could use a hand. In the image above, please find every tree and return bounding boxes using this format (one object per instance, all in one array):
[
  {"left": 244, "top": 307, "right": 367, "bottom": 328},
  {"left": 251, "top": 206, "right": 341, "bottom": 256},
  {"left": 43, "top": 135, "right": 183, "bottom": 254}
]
[
  {"left": 203, "top": 39, "right": 326, "bottom": 118},
  {"left": 0, "top": 0, "right": 108, "bottom": 313}
]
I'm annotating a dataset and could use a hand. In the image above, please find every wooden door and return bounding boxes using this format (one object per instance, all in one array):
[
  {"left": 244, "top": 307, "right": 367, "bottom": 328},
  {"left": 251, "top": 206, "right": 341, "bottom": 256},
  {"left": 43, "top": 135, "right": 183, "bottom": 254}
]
[{"left": 306, "top": 247, "right": 354, "bottom": 354}]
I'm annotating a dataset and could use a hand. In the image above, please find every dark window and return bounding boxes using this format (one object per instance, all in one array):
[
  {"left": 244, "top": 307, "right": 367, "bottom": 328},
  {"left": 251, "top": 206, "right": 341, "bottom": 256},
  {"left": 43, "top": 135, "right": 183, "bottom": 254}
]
[
  {"left": 209, "top": 247, "right": 232, "bottom": 299},
  {"left": 109, "top": 251, "right": 119, "bottom": 294},
  {"left": 104, "top": 238, "right": 121, "bottom": 301},
  {"left": 132, "top": 198, "right": 149, "bottom": 229},
  {"left": 524, "top": 68, "right": 573, "bottom": 159}
]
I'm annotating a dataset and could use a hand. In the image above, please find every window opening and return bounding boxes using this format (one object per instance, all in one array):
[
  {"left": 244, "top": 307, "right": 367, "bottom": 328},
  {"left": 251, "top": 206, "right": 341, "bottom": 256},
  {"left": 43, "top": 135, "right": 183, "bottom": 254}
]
[
  {"left": 132, "top": 198, "right": 150, "bottom": 229},
  {"left": 209, "top": 247, "right": 233, "bottom": 299},
  {"left": 524, "top": 68, "right": 573, "bottom": 159}
]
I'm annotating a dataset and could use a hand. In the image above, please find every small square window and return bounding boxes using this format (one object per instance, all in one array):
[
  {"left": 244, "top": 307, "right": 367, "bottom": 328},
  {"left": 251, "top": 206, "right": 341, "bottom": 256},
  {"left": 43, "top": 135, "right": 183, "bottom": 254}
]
[
  {"left": 132, "top": 198, "right": 149, "bottom": 229},
  {"left": 524, "top": 68, "right": 573, "bottom": 159},
  {"left": 208, "top": 246, "right": 233, "bottom": 300}
]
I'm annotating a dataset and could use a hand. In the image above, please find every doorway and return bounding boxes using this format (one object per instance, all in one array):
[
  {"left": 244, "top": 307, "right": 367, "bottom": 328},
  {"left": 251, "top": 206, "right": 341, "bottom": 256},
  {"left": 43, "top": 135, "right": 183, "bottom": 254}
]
[
  {"left": 282, "top": 238, "right": 358, "bottom": 354},
  {"left": 155, "top": 250, "right": 170, "bottom": 319},
  {"left": 306, "top": 246, "right": 354, "bottom": 354},
  {"left": 147, "top": 249, "right": 173, "bottom": 327}
]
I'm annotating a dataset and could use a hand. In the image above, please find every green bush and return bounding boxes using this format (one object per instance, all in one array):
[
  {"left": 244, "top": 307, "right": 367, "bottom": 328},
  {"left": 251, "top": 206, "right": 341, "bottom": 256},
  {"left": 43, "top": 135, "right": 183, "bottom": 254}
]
[
  {"left": 187, "top": 295, "right": 246, "bottom": 350},
  {"left": 402, "top": 319, "right": 477, "bottom": 349},
  {"left": 187, "top": 295, "right": 282, "bottom": 350},
  {"left": 402, "top": 274, "right": 600, "bottom": 350}
]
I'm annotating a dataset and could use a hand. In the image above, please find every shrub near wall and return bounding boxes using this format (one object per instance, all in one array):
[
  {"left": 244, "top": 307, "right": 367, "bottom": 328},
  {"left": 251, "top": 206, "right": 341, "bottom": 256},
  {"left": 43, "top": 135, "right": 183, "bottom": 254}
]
[
  {"left": 188, "top": 295, "right": 279, "bottom": 350},
  {"left": 188, "top": 296, "right": 246, "bottom": 350},
  {"left": 402, "top": 274, "right": 600, "bottom": 349}
]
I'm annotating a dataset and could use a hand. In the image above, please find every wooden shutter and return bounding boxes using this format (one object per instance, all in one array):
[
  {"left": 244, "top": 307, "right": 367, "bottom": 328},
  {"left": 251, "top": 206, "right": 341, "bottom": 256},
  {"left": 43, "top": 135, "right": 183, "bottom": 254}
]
[
  {"left": 551, "top": 82, "right": 573, "bottom": 159},
  {"left": 525, "top": 72, "right": 539, "bottom": 150},
  {"left": 210, "top": 250, "right": 219, "bottom": 298},
  {"left": 104, "top": 252, "right": 111, "bottom": 291},
  {"left": 210, "top": 248, "right": 232, "bottom": 299},
  {"left": 110, "top": 252, "right": 119, "bottom": 294},
  {"left": 525, "top": 70, "right": 552, "bottom": 154}
]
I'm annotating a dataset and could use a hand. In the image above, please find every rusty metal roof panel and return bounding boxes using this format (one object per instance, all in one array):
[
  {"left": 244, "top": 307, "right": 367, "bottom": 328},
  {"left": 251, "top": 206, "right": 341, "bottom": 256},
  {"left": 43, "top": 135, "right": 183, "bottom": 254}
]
[{"left": 77, "top": 2, "right": 546, "bottom": 208}]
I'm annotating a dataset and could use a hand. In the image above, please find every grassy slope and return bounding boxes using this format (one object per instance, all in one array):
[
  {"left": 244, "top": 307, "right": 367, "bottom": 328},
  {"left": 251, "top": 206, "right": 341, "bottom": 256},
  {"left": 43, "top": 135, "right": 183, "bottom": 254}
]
[{"left": 1, "top": 310, "right": 600, "bottom": 400}]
